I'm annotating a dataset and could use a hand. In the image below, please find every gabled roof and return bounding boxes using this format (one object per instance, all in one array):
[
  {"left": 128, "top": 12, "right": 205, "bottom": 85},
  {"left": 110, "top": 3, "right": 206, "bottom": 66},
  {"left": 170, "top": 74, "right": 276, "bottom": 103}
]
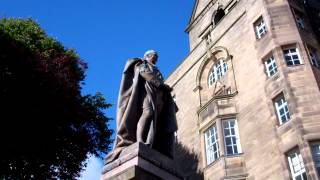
[
  {"left": 186, "top": 0, "right": 215, "bottom": 33},
  {"left": 185, "top": 0, "right": 199, "bottom": 33},
  {"left": 188, "top": 0, "right": 199, "bottom": 26}
]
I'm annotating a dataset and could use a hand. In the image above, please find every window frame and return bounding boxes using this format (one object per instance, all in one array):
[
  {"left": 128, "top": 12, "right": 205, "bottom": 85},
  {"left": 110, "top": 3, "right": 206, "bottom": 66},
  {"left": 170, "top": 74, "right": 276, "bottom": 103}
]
[
  {"left": 213, "top": 8, "right": 226, "bottom": 25},
  {"left": 222, "top": 119, "right": 242, "bottom": 156},
  {"left": 287, "top": 148, "right": 307, "bottom": 180},
  {"left": 282, "top": 46, "right": 303, "bottom": 66},
  {"left": 204, "top": 124, "right": 220, "bottom": 165},
  {"left": 254, "top": 16, "right": 268, "bottom": 39},
  {"left": 203, "top": 118, "right": 243, "bottom": 167},
  {"left": 264, "top": 55, "right": 278, "bottom": 77},
  {"left": 273, "top": 93, "right": 291, "bottom": 125},
  {"left": 208, "top": 59, "right": 228, "bottom": 87}
]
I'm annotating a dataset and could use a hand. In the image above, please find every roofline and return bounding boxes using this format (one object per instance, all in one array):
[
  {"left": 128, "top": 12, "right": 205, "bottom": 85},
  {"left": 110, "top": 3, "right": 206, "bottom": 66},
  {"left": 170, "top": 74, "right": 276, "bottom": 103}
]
[
  {"left": 185, "top": 0, "right": 217, "bottom": 33},
  {"left": 185, "top": 0, "right": 199, "bottom": 33}
]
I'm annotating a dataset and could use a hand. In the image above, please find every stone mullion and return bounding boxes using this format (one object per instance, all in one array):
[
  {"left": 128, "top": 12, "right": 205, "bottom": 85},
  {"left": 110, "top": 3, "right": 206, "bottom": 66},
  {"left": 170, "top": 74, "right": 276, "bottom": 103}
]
[{"left": 216, "top": 119, "right": 225, "bottom": 157}]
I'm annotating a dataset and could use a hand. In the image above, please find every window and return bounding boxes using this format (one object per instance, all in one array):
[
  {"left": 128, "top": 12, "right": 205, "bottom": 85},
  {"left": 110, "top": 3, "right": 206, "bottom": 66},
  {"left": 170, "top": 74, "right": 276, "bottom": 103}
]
[
  {"left": 223, "top": 119, "right": 242, "bottom": 155},
  {"left": 283, "top": 47, "right": 302, "bottom": 66},
  {"left": 208, "top": 59, "right": 228, "bottom": 87},
  {"left": 203, "top": 118, "right": 243, "bottom": 166},
  {"left": 254, "top": 17, "right": 267, "bottom": 39},
  {"left": 308, "top": 48, "right": 320, "bottom": 68},
  {"left": 213, "top": 8, "right": 225, "bottom": 25},
  {"left": 287, "top": 149, "right": 307, "bottom": 180},
  {"left": 311, "top": 143, "right": 320, "bottom": 177},
  {"left": 296, "top": 16, "right": 305, "bottom": 29},
  {"left": 264, "top": 56, "right": 278, "bottom": 77},
  {"left": 204, "top": 125, "right": 220, "bottom": 165},
  {"left": 274, "top": 93, "right": 291, "bottom": 125},
  {"left": 294, "top": 10, "right": 305, "bottom": 29}
]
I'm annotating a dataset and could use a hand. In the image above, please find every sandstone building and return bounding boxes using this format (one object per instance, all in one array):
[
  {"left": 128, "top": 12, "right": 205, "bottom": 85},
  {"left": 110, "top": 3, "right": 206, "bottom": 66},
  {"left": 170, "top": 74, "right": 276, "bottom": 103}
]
[{"left": 166, "top": 0, "right": 320, "bottom": 179}]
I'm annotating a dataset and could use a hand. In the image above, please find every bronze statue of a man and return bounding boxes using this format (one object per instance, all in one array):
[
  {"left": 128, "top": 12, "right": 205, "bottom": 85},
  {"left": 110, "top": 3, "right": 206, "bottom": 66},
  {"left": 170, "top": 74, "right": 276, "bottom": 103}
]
[{"left": 105, "top": 50, "right": 178, "bottom": 164}]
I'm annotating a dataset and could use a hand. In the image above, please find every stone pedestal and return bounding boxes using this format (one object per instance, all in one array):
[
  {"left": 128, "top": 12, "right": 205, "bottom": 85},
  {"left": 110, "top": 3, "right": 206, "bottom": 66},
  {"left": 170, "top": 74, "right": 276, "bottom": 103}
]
[{"left": 101, "top": 142, "right": 182, "bottom": 180}]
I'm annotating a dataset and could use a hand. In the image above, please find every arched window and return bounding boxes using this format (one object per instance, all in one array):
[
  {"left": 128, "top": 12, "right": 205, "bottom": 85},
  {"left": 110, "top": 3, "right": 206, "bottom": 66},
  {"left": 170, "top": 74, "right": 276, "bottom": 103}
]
[
  {"left": 208, "top": 59, "right": 228, "bottom": 87},
  {"left": 213, "top": 8, "right": 225, "bottom": 25}
]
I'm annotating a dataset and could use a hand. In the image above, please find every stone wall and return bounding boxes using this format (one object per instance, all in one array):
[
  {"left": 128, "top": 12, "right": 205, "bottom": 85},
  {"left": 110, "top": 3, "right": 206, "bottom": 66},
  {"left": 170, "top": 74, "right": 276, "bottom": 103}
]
[{"left": 167, "top": 0, "right": 320, "bottom": 179}]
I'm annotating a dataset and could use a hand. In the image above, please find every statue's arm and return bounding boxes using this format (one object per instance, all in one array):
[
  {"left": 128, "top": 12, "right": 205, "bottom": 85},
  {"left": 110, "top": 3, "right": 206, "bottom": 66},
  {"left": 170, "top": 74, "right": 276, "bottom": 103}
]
[
  {"left": 139, "top": 63, "right": 173, "bottom": 92},
  {"left": 139, "top": 63, "right": 163, "bottom": 88}
]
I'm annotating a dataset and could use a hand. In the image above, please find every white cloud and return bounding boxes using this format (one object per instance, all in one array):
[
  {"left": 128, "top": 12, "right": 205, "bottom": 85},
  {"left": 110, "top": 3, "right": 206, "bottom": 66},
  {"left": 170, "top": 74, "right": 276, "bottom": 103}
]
[{"left": 79, "top": 156, "right": 103, "bottom": 180}]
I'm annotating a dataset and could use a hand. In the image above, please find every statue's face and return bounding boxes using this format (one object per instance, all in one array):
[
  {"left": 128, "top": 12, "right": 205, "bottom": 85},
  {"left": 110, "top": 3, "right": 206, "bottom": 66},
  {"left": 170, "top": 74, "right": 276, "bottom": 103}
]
[{"left": 147, "top": 54, "right": 158, "bottom": 65}]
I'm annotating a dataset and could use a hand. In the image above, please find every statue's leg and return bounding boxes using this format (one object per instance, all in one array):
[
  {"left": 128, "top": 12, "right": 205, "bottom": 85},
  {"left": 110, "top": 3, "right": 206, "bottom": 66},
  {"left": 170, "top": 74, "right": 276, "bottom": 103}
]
[
  {"left": 147, "top": 91, "right": 164, "bottom": 145},
  {"left": 146, "top": 120, "right": 154, "bottom": 145},
  {"left": 136, "top": 97, "right": 153, "bottom": 144}
]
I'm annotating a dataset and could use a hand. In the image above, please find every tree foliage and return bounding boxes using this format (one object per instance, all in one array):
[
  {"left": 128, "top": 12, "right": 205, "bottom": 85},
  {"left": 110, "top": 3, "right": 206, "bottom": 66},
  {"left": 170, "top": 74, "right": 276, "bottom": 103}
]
[{"left": 0, "top": 18, "right": 113, "bottom": 179}]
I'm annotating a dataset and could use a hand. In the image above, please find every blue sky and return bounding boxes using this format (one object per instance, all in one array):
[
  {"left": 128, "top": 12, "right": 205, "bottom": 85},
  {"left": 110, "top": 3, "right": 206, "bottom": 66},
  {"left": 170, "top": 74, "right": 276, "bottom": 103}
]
[{"left": 1, "top": 0, "right": 194, "bottom": 179}]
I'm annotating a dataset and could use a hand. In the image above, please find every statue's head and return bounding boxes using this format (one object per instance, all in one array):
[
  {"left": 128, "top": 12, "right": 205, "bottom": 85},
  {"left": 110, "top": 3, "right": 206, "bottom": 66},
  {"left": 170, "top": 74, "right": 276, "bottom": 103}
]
[{"left": 144, "top": 50, "right": 158, "bottom": 65}]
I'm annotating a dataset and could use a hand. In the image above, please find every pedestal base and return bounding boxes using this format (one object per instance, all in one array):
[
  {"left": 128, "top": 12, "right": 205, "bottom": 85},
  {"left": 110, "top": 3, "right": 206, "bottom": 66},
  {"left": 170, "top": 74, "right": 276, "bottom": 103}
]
[{"left": 101, "top": 142, "right": 182, "bottom": 180}]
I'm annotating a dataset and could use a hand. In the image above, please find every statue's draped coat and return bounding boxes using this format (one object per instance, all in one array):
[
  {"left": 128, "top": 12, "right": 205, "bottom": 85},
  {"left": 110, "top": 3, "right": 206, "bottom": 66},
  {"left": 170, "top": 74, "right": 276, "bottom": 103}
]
[{"left": 105, "top": 58, "right": 178, "bottom": 163}]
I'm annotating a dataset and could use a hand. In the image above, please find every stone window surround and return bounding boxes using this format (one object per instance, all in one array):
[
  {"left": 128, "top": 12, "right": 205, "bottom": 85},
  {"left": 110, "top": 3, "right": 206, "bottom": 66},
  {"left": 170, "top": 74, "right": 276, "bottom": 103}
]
[
  {"left": 222, "top": 119, "right": 242, "bottom": 156},
  {"left": 253, "top": 16, "right": 268, "bottom": 39},
  {"left": 261, "top": 43, "right": 308, "bottom": 90},
  {"left": 271, "top": 123, "right": 320, "bottom": 179},
  {"left": 273, "top": 92, "right": 291, "bottom": 125},
  {"left": 282, "top": 44, "right": 303, "bottom": 66},
  {"left": 263, "top": 53, "right": 278, "bottom": 77},
  {"left": 276, "top": 140, "right": 320, "bottom": 180},
  {"left": 258, "top": 43, "right": 305, "bottom": 75},
  {"left": 194, "top": 46, "right": 235, "bottom": 95},
  {"left": 286, "top": 148, "right": 307, "bottom": 180},
  {"left": 212, "top": 6, "right": 226, "bottom": 25},
  {"left": 204, "top": 123, "right": 220, "bottom": 165},
  {"left": 201, "top": 116, "right": 243, "bottom": 168},
  {"left": 208, "top": 58, "right": 228, "bottom": 87},
  {"left": 267, "top": 88, "right": 295, "bottom": 130}
]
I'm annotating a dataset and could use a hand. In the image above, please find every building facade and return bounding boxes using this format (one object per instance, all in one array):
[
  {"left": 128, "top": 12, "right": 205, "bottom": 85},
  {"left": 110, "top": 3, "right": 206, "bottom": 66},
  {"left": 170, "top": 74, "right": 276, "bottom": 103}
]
[{"left": 166, "top": 0, "right": 320, "bottom": 179}]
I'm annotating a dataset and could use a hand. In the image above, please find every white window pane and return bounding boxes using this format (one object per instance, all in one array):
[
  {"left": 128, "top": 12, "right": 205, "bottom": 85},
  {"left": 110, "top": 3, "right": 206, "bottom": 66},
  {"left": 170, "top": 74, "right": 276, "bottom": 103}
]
[
  {"left": 287, "top": 150, "right": 307, "bottom": 180},
  {"left": 223, "top": 119, "right": 242, "bottom": 155},
  {"left": 208, "top": 59, "right": 228, "bottom": 87},
  {"left": 255, "top": 18, "right": 267, "bottom": 39},
  {"left": 274, "top": 94, "right": 291, "bottom": 124},
  {"left": 264, "top": 56, "right": 278, "bottom": 77},
  {"left": 283, "top": 48, "right": 302, "bottom": 66},
  {"left": 205, "top": 125, "right": 219, "bottom": 165}
]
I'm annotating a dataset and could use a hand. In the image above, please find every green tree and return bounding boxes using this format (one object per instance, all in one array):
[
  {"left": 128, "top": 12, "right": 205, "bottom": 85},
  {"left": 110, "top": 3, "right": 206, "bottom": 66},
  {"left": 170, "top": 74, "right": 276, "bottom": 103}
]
[{"left": 0, "top": 18, "right": 113, "bottom": 179}]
